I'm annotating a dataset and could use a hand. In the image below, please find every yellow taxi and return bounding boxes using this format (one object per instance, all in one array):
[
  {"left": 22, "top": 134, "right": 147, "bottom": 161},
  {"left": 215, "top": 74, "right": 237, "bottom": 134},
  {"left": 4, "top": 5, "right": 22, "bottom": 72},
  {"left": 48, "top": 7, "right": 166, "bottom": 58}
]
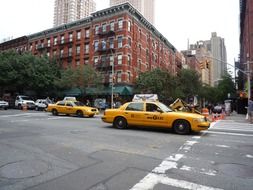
[
  {"left": 102, "top": 94, "right": 210, "bottom": 134},
  {"left": 47, "top": 100, "right": 99, "bottom": 117}
]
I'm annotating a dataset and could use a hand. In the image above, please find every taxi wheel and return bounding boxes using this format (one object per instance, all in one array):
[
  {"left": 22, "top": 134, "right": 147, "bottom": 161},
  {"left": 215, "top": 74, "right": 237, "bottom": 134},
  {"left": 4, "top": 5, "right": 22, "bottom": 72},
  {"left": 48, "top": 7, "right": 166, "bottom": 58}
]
[
  {"left": 173, "top": 120, "right": 190, "bottom": 135},
  {"left": 113, "top": 117, "right": 127, "bottom": 129},
  {"left": 76, "top": 110, "right": 83, "bottom": 117},
  {"left": 52, "top": 109, "right": 58, "bottom": 116}
]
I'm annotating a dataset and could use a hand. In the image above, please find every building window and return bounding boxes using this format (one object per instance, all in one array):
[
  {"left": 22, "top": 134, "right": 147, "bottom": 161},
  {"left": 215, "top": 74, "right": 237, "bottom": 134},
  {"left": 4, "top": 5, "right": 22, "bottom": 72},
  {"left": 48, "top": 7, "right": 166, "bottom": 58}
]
[
  {"left": 139, "top": 44, "right": 141, "bottom": 54},
  {"left": 76, "top": 60, "right": 80, "bottom": 66},
  {"left": 47, "top": 39, "right": 51, "bottom": 47},
  {"left": 94, "top": 41, "right": 99, "bottom": 51},
  {"left": 102, "top": 23, "right": 106, "bottom": 32},
  {"left": 69, "top": 33, "right": 73, "bottom": 42},
  {"left": 60, "top": 49, "right": 64, "bottom": 57},
  {"left": 110, "top": 55, "right": 114, "bottom": 66},
  {"left": 77, "top": 31, "right": 81, "bottom": 40},
  {"left": 139, "top": 29, "right": 141, "bottom": 38},
  {"left": 95, "top": 25, "right": 99, "bottom": 34},
  {"left": 101, "top": 55, "right": 106, "bottom": 64},
  {"left": 118, "top": 54, "right": 122, "bottom": 65},
  {"left": 127, "top": 55, "right": 131, "bottom": 65},
  {"left": 94, "top": 57, "right": 99, "bottom": 65},
  {"left": 68, "top": 47, "right": 72, "bottom": 56},
  {"left": 85, "top": 29, "right": 90, "bottom": 38},
  {"left": 110, "top": 21, "right": 114, "bottom": 31},
  {"left": 47, "top": 52, "right": 50, "bottom": 57},
  {"left": 84, "top": 59, "right": 89, "bottom": 65},
  {"left": 118, "top": 36, "right": 122, "bottom": 48},
  {"left": 109, "top": 38, "right": 114, "bottom": 49},
  {"left": 128, "top": 37, "right": 131, "bottom": 47},
  {"left": 117, "top": 71, "right": 122, "bottom": 82},
  {"left": 127, "top": 72, "right": 131, "bottom": 82},
  {"left": 138, "top": 60, "right": 141, "bottom": 70},
  {"left": 102, "top": 40, "right": 106, "bottom": 50},
  {"left": 61, "top": 35, "right": 64, "bottom": 44},
  {"left": 118, "top": 19, "right": 123, "bottom": 29},
  {"left": 85, "top": 44, "right": 89, "bottom": 54},
  {"left": 128, "top": 21, "right": 131, "bottom": 32},
  {"left": 76, "top": 45, "right": 80, "bottom": 55},
  {"left": 54, "top": 37, "right": 57, "bottom": 45},
  {"left": 53, "top": 50, "right": 57, "bottom": 56}
]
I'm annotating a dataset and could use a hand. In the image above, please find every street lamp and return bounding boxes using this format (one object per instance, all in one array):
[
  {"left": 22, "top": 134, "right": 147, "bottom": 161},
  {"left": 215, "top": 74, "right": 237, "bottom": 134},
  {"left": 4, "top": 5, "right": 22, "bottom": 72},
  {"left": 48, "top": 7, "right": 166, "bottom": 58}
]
[{"left": 110, "top": 44, "right": 130, "bottom": 108}]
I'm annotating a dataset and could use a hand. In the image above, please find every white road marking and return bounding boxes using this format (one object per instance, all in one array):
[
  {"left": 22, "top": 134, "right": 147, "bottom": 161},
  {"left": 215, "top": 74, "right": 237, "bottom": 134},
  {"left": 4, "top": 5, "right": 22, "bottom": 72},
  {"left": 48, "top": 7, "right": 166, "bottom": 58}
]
[
  {"left": 207, "top": 131, "right": 253, "bottom": 137},
  {"left": 130, "top": 135, "right": 221, "bottom": 190},
  {"left": 216, "top": 145, "right": 230, "bottom": 148},
  {"left": 130, "top": 173, "right": 222, "bottom": 190},
  {"left": 246, "top": 154, "right": 253, "bottom": 158}
]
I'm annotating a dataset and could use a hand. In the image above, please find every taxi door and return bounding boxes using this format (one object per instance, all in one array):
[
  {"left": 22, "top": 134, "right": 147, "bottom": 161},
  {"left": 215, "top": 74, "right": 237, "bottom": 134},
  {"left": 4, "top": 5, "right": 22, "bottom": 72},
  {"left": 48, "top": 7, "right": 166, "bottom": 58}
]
[
  {"left": 64, "top": 101, "right": 75, "bottom": 115},
  {"left": 144, "top": 103, "right": 167, "bottom": 127},
  {"left": 122, "top": 102, "right": 145, "bottom": 126}
]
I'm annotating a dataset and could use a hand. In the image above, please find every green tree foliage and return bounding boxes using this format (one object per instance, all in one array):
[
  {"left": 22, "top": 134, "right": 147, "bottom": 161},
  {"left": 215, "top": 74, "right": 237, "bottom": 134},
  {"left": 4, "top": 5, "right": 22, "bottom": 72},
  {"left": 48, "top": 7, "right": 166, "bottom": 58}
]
[
  {"left": 176, "top": 69, "right": 202, "bottom": 100},
  {"left": 0, "top": 50, "right": 60, "bottom": 95},
  {"left": 216, "top": 73, "right": 236, "bottom": 101},
  {"left": 136, "top": 68, "right": 176, "bottom": 103},
  {"left": 56, "top": 64, "right": 102, "bottom": 94}
]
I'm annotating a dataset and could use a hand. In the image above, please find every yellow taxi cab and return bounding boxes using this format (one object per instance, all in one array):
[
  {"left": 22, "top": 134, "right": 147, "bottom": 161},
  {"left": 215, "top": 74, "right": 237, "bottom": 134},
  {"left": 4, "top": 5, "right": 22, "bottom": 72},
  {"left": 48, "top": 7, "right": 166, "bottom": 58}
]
[
  {"left": 47, "top": 100, "right": 99, "bottom": 117},
  {"left": 102, "top": 94, "right": 210, "bottom": 134}
]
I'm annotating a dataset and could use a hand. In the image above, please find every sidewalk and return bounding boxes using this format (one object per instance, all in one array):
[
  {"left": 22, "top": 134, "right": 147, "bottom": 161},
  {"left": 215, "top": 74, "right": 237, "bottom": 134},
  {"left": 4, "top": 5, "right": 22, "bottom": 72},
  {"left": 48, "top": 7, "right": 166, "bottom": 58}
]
[{"left": 224, "top": 111, "right": 248, "bottom": 123}]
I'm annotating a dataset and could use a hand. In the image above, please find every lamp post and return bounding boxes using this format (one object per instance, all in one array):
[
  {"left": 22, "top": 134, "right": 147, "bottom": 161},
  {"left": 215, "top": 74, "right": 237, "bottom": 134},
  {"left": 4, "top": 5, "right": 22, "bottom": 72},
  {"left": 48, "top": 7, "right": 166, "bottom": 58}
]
[{"left": 110, "top": 44, "right": 130, "bottom": 108}]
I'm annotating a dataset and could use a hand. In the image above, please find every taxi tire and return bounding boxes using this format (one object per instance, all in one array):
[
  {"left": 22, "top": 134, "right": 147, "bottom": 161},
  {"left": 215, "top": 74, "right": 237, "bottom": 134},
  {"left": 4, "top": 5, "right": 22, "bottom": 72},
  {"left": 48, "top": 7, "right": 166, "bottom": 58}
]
[
  {"left": 52, "top": 109, "right": 58, "bottom": 116},
  {"left": 173, "top": 119, "right": 190, "bottom": 135},
  {"left": 76, "top": 110, "right": 83, "bottom": 117},
  {"left": 113, "top": 117, "right": 127, "bottom": 129}
]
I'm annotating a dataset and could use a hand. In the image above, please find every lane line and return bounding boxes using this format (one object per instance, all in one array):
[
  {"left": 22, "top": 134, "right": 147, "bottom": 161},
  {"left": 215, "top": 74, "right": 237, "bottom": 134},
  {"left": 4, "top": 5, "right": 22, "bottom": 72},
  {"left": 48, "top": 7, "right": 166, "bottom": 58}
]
[{"left": 206, "top": 130, "right": 253, "bottom": 137}]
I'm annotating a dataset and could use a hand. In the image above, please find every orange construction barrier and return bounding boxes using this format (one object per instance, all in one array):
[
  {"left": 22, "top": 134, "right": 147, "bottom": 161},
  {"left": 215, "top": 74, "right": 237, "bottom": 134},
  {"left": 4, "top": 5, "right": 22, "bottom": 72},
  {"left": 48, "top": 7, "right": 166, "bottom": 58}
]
[{"left": 22, "top": 104, "right": 27, "bottom": 111}]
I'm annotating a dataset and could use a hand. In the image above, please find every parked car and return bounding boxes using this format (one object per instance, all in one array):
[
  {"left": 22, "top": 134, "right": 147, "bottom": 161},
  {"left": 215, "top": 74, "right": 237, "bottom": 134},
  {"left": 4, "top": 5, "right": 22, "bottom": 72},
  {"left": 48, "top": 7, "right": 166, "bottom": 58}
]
[
  {"left": 46, "top": 100, "right": 99, "bottom": 117},
  {"left": 0, "top": 99, "right": 9, "bottom": 110},
  {"left": 102, "top": 94, "right": 210, "bottom": 135},
  {"left": 35, "top": 99, "right": 48, "bottom": 111},
  {"left": 15, "top": 95, "right": 35, "bottom": 110}
]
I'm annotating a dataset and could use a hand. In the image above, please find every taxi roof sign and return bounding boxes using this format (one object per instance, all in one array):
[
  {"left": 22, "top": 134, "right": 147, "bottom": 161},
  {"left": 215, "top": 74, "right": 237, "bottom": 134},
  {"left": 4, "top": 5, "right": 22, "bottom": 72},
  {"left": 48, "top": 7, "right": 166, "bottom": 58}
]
[{"left": 132, "top": 94, "right": 158, "bottom": 102}]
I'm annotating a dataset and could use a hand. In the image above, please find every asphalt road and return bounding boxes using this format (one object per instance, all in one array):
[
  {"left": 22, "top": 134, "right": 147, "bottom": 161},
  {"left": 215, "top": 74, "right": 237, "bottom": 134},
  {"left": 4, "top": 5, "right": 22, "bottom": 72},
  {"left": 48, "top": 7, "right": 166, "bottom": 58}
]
[{"left": 0, "top": 110, "right": 253, "bottom": 190}]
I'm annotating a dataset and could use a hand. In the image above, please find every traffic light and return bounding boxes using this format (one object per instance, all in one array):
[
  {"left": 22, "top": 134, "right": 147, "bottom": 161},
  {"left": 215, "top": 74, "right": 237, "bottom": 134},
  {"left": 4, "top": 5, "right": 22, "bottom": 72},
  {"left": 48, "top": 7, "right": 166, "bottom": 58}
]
[
  {"left": 206, "top": 60, "right": 210, "bottom": 69},
  {"left": 200, "top": 62, "right": 204, "bottom": 69}
]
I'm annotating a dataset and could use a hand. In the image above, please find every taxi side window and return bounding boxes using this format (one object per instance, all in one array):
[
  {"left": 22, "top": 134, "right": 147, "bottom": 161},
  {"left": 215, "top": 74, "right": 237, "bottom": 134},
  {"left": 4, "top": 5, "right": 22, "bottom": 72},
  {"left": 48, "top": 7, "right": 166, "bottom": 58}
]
[
  {"left": 126, "top": 103, "right": 143, "bottom": 111},
  {"left": 146, "top": 103, "right": 159, "bottom": 112},
  {"left": 66, "top": 102, "right": 73, "bottom": 107},
  {"left": 57, "top": 101, "right": 65, "bottom": 106}
]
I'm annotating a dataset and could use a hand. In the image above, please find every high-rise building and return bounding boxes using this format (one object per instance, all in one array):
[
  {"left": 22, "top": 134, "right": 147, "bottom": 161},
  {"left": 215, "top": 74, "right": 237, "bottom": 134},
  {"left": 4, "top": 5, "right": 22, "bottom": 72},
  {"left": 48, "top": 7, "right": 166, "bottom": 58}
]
[
  {"left": 53, "top": 0, "right": 96, "bottom": 27},
  {"left": 206, "top": 32, "right": 227, "bottom": 86},
  {"left": 110, "top": 0, "right": 155, "bottom": 24}
]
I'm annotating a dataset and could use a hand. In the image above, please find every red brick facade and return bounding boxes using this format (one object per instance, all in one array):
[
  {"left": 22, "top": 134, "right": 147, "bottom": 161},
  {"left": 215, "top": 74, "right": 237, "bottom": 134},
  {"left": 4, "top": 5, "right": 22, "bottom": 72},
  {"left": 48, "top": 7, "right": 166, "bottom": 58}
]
[{"left": 0, "top": 3, "right": 181, "bottom": 87}]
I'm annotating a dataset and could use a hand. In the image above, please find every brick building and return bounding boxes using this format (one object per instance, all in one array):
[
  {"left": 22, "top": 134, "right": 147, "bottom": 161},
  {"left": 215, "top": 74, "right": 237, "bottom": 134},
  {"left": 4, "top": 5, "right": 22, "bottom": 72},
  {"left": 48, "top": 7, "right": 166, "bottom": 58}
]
[
  {"left": 240, "top": 0, "right": 253, "bottom": 92},
  {"left": 0, "top": 3, "right": 181, "bottom": 96}
]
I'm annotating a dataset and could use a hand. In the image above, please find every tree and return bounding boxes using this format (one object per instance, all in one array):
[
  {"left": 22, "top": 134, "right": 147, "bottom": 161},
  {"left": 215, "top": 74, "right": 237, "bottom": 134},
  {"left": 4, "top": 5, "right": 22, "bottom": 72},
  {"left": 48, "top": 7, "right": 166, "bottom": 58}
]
[
  {"left": 216, "top": 73, "right": 236, "bottom": 102},
  {"left": 0, "top": 50, "right": 61, "bottom": 96},
  {"left": 136, "top": 68, "right": 176, "bottom": 103},
  {"left": 56, "top": 64, "right": 102, "bottom": 96},
  {"left": 175, "top": 69, "right": 202, "bottom": 101}
]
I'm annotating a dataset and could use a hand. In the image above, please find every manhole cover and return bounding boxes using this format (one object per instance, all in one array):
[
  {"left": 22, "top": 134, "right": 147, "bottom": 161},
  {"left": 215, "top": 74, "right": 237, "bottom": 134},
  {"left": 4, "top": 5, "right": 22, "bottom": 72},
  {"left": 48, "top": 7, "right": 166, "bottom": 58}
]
[
  {"left": 0, "top": 160, "right": 49, "bottom": 179},
  {"left": 218, "top": 163, "right": 253, "bottom": 178}
]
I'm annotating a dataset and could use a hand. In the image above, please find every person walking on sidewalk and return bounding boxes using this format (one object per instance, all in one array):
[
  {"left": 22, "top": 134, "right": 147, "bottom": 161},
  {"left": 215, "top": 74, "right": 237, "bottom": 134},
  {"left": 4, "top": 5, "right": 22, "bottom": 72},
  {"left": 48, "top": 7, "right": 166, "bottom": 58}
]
[{"left": 248, "top": 98, "right": 253, "bottom": 123}]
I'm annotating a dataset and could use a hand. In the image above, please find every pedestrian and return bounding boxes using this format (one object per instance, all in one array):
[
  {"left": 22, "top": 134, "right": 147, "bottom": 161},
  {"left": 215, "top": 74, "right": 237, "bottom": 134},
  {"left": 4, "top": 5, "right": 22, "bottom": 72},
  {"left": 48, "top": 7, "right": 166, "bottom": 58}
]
[
  {"left": 86, "top": 99, "right": 91, "bottom": 106},
  {"left": 248, "top": 98, "right": 253, "bottom": 123}
]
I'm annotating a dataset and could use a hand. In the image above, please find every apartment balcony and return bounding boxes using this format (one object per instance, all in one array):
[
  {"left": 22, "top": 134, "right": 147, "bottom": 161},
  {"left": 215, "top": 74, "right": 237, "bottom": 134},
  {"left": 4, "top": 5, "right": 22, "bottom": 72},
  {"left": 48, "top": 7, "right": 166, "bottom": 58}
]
[
  {"left": 95, "top": 46, "right": 115, "bottom": 55},
  {"left": 96, "top": 26, "right": 116, "bottom": 38},
  {"left": 59, "top": 53, "right": 73, "bottom": 60},
  {"left": 95, "top": 61, "right": 112, "bottom": 71},
  {"left": 59, "top": 38, "right": 73, "bottom": 46}
]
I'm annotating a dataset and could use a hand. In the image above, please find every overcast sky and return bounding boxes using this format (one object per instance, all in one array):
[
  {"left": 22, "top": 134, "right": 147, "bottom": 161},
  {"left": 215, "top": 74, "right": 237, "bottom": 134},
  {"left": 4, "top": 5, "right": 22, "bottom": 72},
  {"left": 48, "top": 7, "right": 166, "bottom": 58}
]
[{"left": 0, "top": 0, "right": 239, "bottom": 71}]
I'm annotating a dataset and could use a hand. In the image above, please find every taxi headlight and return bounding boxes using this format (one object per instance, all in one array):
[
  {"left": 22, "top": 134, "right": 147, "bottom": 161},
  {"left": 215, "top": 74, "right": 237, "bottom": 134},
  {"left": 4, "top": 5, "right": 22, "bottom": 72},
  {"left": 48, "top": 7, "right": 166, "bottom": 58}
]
[{"left": 193, "top": 118, "right": 206, "bottom": 123}]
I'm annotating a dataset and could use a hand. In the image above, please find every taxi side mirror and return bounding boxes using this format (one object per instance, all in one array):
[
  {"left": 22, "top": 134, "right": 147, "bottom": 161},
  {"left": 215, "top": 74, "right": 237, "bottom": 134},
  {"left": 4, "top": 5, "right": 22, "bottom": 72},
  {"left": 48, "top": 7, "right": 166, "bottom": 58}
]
[{"left": 157, "top": 108, "right": 163, "bottom": 113}]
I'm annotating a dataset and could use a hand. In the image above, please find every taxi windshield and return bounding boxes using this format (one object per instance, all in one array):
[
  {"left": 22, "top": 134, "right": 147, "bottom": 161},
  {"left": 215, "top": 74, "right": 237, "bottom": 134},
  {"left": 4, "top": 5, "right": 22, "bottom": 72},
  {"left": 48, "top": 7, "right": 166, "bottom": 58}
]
[
  {"left": 157, "top": 102, "right": 172, "bottom": 112},
  {"left": 73, "top": 101, "right": 85, "bottom": 106}
]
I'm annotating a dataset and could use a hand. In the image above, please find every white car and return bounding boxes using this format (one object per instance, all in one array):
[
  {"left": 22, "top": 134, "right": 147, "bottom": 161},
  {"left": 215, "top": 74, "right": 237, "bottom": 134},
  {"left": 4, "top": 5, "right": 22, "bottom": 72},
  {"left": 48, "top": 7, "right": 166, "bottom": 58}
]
[
  {"left": 15, "top": 95, "right": 35, "bottom": 110},
  {"left": 35, "top": 99, "right": 48, "bottom": 111},
  {"left": 0, "top": 99, "right": 9, "bottom": 110}
]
